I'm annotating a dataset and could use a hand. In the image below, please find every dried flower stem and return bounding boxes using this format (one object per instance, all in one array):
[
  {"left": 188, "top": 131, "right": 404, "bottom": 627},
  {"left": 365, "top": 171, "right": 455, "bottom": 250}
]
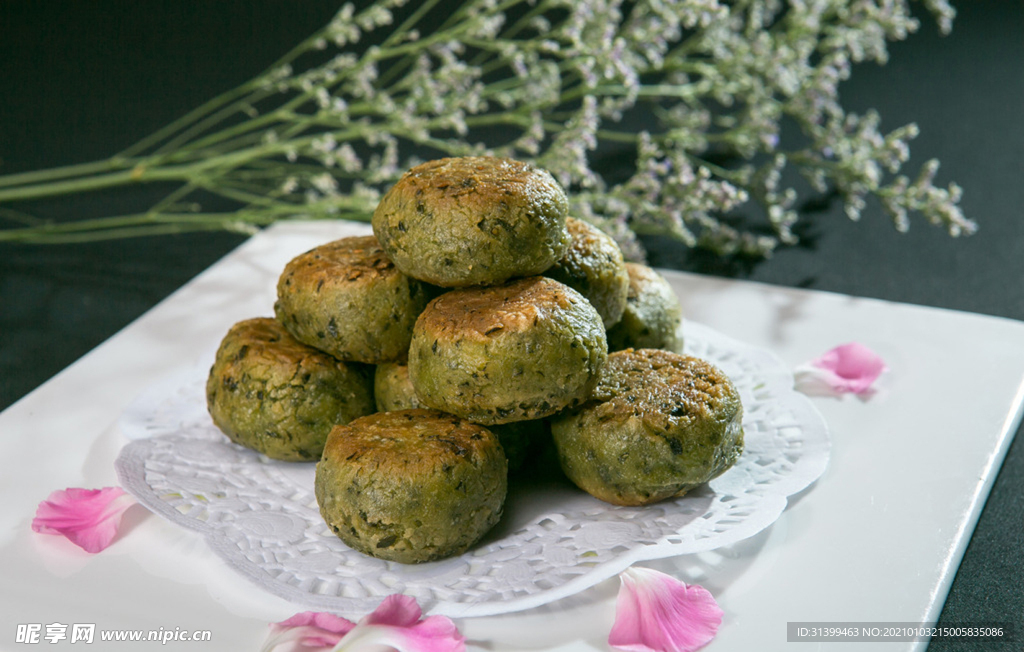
[{"left": 0, "top": 0, "right": 975, "bottom": 257}]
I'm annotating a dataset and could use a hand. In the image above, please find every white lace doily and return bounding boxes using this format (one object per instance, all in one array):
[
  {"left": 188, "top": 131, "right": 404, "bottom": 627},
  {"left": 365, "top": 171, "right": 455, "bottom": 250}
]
[{"left": 115, "top": 321, "right": 829, "bottom": 618}]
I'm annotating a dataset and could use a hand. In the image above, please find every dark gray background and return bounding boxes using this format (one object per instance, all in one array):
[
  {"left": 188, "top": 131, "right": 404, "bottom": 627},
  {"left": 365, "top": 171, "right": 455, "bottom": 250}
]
[{"left": 2, "top": 2, "right": 1022, "bottom": 648}]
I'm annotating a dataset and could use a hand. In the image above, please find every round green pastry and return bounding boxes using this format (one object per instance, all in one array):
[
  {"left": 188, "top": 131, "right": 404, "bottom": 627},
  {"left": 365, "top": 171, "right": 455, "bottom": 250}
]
[
  {"left": 606, "top": 263, "right": 684, "bottom": 353},
  {"left": 275, "top": 235, "right": 433, "bottom": 363},
  {"left": 206, "top": 318, "right": 376, "bottom": 461},
  {"left": 373, "top": 360, "right": 423, "bottom": 412},
  {"left": 544, "top": 217, "right": 630, "bottom": 328},
  {"left": 408, "top": 276, "right": 607, "bottom": 425},
  {"left": 373, "top": 360, "right": 539, "bottom": 471},
  {"left": 550, "top": 348, "right": 744, "bottom": 506},
  {"left": 372, "top": 156, "right": 571, "bottom": 287},
  {"left": 315, "top": 409, "right": 507, "bottom": 563}
]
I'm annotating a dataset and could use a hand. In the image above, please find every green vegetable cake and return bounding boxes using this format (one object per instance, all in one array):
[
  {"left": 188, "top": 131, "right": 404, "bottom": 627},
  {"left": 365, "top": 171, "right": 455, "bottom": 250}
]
[
  {"left": 315, "top": 409, "right": 507, "bottom": 563},
  {"left": 206, "top": 317, "right": 375, "bottom": 461},
  {"left": 551, "top": 348, "right": 743, "bottom": 506},
  {"left": 275, "top": 235, "right": 433, "bottom": 364},
  {"left": 373, "top": 360, "right": 423, "bottom": 412},
  {"left": 372, "top": 156, "right": 570, "bottom": 287},
  {"left": 408, "top": 276, "right": 607, "bottom": 425},
  {"left": 544, "top": 217, "right": 630, "bottom": 328},
  {"left": 606, "top": 263, "right": 684, "bottom": 353}
]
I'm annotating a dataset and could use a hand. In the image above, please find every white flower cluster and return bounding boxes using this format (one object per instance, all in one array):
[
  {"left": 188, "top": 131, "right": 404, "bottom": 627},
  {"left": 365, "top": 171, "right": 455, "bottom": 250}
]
[
  {"left": 245, "top": 0, "right": 973, "bottom": 257},
  {"left": 0, "top": 0, "right": 975, "bottom": 251}
]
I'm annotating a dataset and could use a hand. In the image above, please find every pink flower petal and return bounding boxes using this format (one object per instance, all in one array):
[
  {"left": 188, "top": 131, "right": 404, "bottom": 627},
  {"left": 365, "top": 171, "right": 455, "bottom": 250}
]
[
  {"left": 276, "top": 612, "right": 355, "bottom": 634},
  {"left": 269, "top": 612, "right": 355, "bottom": 648},
  {"left": 609, "top": 567, "right": 723, "bottom": 652},
  {"left": 261, "top": 597, "right": 463, "bottom": 652},
  {"left": 337, "top": 595, "right": 464, "bottom": 652},
  {"left": 364, "top": 594, "right": 423, "bottom": 628},
  {"left": 796, "top": 342, "right": 887, "bottom": 395},
  {"left": 31, "top": 487, "right": 136, "bottom": 553}
]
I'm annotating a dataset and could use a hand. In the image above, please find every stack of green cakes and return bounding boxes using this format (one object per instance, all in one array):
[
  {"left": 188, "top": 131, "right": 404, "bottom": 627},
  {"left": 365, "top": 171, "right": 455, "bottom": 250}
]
[{"left": 206, "top": 156, "right": 743, "bottom": 564}]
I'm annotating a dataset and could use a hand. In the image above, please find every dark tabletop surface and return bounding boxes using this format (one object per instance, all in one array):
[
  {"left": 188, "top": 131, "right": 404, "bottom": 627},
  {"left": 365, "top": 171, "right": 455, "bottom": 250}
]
[{"left": 2, "top": 1, "right": 1022, "bottom": 648}]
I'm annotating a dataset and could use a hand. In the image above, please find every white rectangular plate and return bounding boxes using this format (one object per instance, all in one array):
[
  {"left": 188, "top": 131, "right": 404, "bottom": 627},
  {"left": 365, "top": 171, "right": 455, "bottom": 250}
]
[{"left": 2, "top": 221, "right": 1022, "bottom": 651}]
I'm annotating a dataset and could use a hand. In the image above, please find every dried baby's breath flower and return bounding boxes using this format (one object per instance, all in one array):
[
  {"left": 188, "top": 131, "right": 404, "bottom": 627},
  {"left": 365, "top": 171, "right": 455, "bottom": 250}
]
[{"left": 0, "top": 0, "right": 974, "bottom": 257}]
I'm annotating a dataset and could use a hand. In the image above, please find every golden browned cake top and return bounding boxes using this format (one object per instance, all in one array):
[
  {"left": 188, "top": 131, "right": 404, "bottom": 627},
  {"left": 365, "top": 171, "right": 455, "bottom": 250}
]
[
  {"left": 281, "top": 235, "right": 397, "bottom": 285},
  {"left": 222, "top": 317, "right": 333, "bottom": 366},
  {"left": 589, "top": 348, "right": 740, "bottom": 431},
  {"left": 624, "top": 262, "right": 665, "bottom": 295},
  {"left": 416, "top": 277, "right": 584, "bottom": 343},
  {"left": 563, "top": 217, "right": 618, "bottom": 262},
  {"left": 389, "top": 156, "right": 564, "bottom": 213},
  {"left": 322, "top": 409, "right": 498, "bottom": 469}
]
